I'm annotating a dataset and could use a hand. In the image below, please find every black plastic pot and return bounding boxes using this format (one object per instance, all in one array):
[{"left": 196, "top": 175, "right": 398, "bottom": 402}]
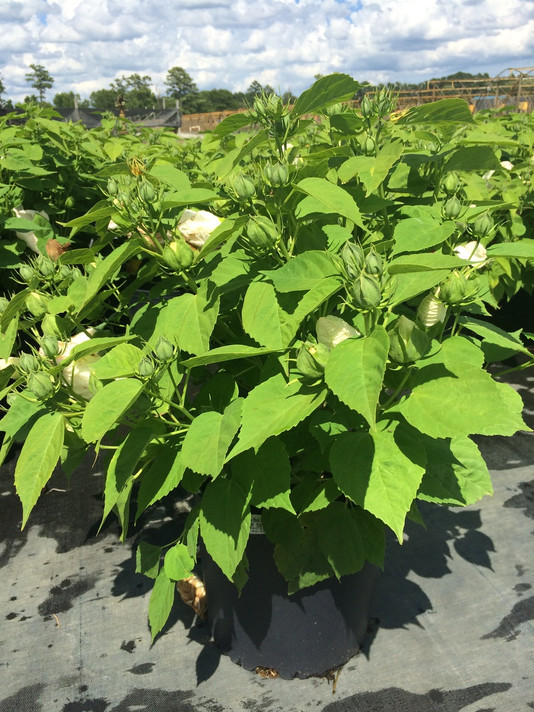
[{"left": 201, "top": 531, "right": 380, "bottom": 679}]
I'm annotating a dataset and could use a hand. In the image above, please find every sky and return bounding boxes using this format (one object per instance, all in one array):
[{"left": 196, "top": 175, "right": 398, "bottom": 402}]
[{"left": 0, "top": 0, "right": 533, "bottom": 104}]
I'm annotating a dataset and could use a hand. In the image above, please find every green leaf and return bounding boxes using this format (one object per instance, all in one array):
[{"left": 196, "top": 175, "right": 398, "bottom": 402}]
[
  {"left": 315, "top": 503, "right": 365, "bottom": 578},
  {"left": 101, "top": 426, "right": 154, "bottom": 526},
  {"left": 162, "top": 288, "right": 219, "bottom": 356},
  {"left": 15, "top": 412, "right": 64, "bottom": 528},
  {"left": 242, "top": 281, "right": 284, "bottom": 349},
  {"left": 164, "top": 543, "right": 194, "bottom": 581},
  {"left": 325, "top": 328, "right": 389, "bottom": 428},
  {"left": 486, "top": 240, "right": 534, "bottom": 259},
  {"left": 418, "top": 436, "right": 493, "bottom": 506},
  {"left": 392, "top": 217, "right": 456, "bottom": 255},
  {"left": 231, "top": 438, "right": 295, "bottom": 513},
  {"left": 0, "top": 289, "right": 30, "bottom": 330},
  {"left": 162, "top": 188, "right": 219, "bottom": 208},
  {"left": 330, "top": 422, "right": 425, "bottom": 541},
  {"left": 181, "top": 344, "right": 281, "bottom": 369},
  {"left": 149, "top": 164, "right": 191, "bottom": 191},
  {"left": 396, "top": 98, "right": 475, "bottom": 125},
  {"left": 388, "top": 253, "right": 465, "bottom": 273},
  {"left": 295, "top": 177, "right": 364, "bottom": 228},
  {"left": 135, "top": 541, "right": 161, "bottom": 580},
  {"left": 199, "top": 477, "right": 251, "bottom": 580},
  {"left": 0, "top": 315, "right": 18, "bottom": 360},
  {"left": 262, "top": 250, "right": 340, "bottom": 292},
  {"left": 291, "top": 73, "right": 360, "bottom": 118},
  {"left": 181, "top": 399, "right": 243, "bottom": 477},
  {"left": 397, "top": 370, "right": 529, "bottom": 437},
  {"left": 148, "top": 569, "right": 175, "bottom": 641},
  {"left": 0, "top": 393, "right": 45, "bottom": 439},
  {"left": 61, "top": 201, "right": 113, "bottom": 229},
  {"left": 91, "top": 343, "right": 145, "bottom": 379},
  {"left": 364, "top": 140, "right": 405, "bottom": 196},
  {"left": 61, "top": 335, "right": 133, "bottom": 368},
  {"left": 458, "top": 315, "right": 531, "bottom": 357},
  {"left": 81, "top": 378, "right": 144, "bottom": 442},
  {"left": 228, "top": 373, "right": 327, "bottom": 459},
  {"left": 78, "top": 241, "right": 140, "bottom": 313},
  {"left": 212, "top": 111, "right": 254, "bottom": 137},
  {"left": 389, "top": 270, "right": 450, "bottom": 306},
  {"left": 135, "top": 444, "right": 185, "bottom": 519},
  {"left": 444, "top": 145, "right": 500, "bottom": 172}
]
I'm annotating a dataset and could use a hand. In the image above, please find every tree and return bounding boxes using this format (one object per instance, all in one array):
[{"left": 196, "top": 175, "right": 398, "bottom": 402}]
[
  {"left": 53, "top": 91, "right": 78, "bottom": 109},
  {"left": 165, "top": 67, "right": 198, "bottom": 106},
  {"left": 25, "top": 64, "right": 54, "bottom": 103},
  {"left": 89, "top": 88, "right": 117, "bottom": 111},
  {"left": 110, "top": 74, "right": 157, "bottom": 111}
]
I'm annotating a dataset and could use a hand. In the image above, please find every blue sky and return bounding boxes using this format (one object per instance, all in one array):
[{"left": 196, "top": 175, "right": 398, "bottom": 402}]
[{"left": 0, "top": 0, "right": 533, "bottom": 103}]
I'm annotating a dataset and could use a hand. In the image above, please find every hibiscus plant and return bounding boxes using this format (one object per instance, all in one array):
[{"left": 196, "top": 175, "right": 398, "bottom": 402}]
[{"left": 1, "top": 74, "right": 533, "bottom": 639}]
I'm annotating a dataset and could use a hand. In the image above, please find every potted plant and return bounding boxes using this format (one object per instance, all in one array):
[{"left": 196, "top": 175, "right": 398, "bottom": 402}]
[{"left": 1, "top": 75, "right": 533, "bottom": 678}]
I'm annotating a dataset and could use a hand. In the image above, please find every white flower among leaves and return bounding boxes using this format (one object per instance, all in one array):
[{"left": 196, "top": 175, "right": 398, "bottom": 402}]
[
  {"left": 454, "top": 241, "right": 488, "bottom": 267},
  {"left": 177, "top": 209, "right": 222, "bottom": 249},
  {"left": 500, "top": 160, "right": 513, "bottom": 171},
  {"left": 55, "top": 331, "right": 100, "bottom": 400},
  {"left": 12, "top": 206, "right": 49, "bottom": 253},
  {"left": 316, "top": 316, "right": 360, "bottom": 350}
]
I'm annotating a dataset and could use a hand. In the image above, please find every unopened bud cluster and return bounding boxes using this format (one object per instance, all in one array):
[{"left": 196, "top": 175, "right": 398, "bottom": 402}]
[{"left": 342, "top": 242, "right": 384, "bottom": 310}]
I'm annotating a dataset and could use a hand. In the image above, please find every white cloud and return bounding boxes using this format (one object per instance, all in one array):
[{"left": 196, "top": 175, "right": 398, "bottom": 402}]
[{"left": 0, "top": 0, "right": 532, "bottom": 103}]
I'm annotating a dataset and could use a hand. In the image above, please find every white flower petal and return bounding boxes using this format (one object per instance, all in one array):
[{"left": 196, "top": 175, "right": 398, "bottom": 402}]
[
  {"left": 316, "top": 316, "right": 359, "bottom": 350},
  {"left": 454, "top": 241, "right": 487, "bottom": 266},
  {"left": 177, "top": 210, "right": 222, "bottom": 248}
]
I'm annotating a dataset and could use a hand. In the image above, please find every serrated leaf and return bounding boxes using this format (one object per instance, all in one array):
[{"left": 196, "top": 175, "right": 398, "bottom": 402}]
[
  {"left": 396, "top": 98, "right": 475, "bottom": 125},
  {"left": 164, "top": 543, "right": 194, "bottom": 581},
  {"left": 91, "top": 343, "right": 145, "bottom": 379},
  {"left": 296, "top": 178, "right": 363, "bottom": 228},
  {"left": 418, "top": 436, "right": 493, "bottom": 506},
  {"left": 458, "top": 315, "right": 531, "bottom": 357},
  {"left": 101, "top": 426, "right": 153, "bottom": 526},
  {"left": 262, "top": 250, "right": 340, "bottom": 292},
  {"left": 291, "top": 73, "right": 360, "bottom": 118},
  {"left": 325, "top": 328, "right": 389, "bottom": 428},
  {"left": 397, "top": 371, "right": 529, "bottom": 437},
  {"left": 315, "top": 503, "right": 365, "bottom": 578},
  {"left": 162, "top": 289, "right": 219, "bottom": 356},
  {"left": 330, "top": 423, "right": 425, "bottom": 541},
  {"left": 242, "top": 281, "right": 284, "bottom": 348},
  {"left": 227, "top": 373, "right": 327, "bottom": 459},
  {"left": 135, "top": 541, "right": 162, "bottom": 579},
  {"left": 81, "top": 378, "right": 144, "bottom": 442},
  {"left": 135, "top": 444, "right": 185, "bottom": 520},
  {"left": 181, "top": 344, "right": 281, "bottom": 369},
  {"left": 486, "top": 240, "right": 534, "bottom": 259},
  {"left": 15, "top": 412, "right": 64, "bottom": 528},
  {"left": 199, "top": 477, "right": 251, "bottom": 580},
  {"left": 181, "top": 399, "right": 242, "bottom": 477},
  {"left": 392, "top": 217, "right": 456, "bottom": 255},
  {"left": 78, "top": 241, "right": 140, "bottom": 313},
  {"left": 148, "top": 569, "right": 175, "bottom": 641},
  {"left": 231, "top": 438, "right": 295, "bottom": 513}
]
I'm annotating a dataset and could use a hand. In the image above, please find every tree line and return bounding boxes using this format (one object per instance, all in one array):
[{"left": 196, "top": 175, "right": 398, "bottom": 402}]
[{"left": 0, "top": 64, "right": 500, "bottom": 116}]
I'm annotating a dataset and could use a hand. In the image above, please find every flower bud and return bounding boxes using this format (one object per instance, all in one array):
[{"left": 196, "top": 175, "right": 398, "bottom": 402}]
[
  {"left": 37, "top": 255, "right": 56, "bottom": 278},
  {"left": 136, "top": 356, "right": 156, "bottom": 378},
  {"left": 231, "top": 174, "right": 255, "bottom": 200},
  {"left": 26, "top": 291, "right": 49, "bottom": 318},
  {"left": 264, "top": 163, "right": 289, "bottom": 187},
  {"left": 138, "top": 181, "right": 156, "bottom": 203},
  {"left": 351, "top": 273, "right": 382, "bottom": 309},
  {"left": 297, "top": 342, "right": 329, "bottom": 381},
  {"left": 341, "top": 242, "right": 364, "bottom": 279},
  {"left": 360, "top": 95, "right": 373, "bottom": 119},
  {"left": 19, "top": 264, "right": 37, "bottom": 285},
  {"left": 417, "top": 293, "right": 447, "bottom": 328},
  {"left": 40, "top": 335, "right": 60, "bottom": 359},
  {"left": 388, "top": 315, "right": 429, "bottom": 363},
  {"left": 441, "top": 172, "right": 459, "bottom": 195},
  {"left": 42, "top": 313, "right": 64, "bottom": 338},
  {"left": 153, "top": 336, "right": 174, "bottom": 362},
  {"left": 438, "top": 271, "right": 470, "bottom": 305},
  {"left": 443, "top": 196, "right": 462, "bottom": 219},
  {"left": 364, "top": 249, "right": 383, "bottom": 277},
  {"left": 19, "top": 352, "right": 40, "bottom": 373},
  {"left": 473, "top": 213, "right": 493, "bottom": 238},
  {"left": 246, "top": 216, "right": 278, "bottom": 252},
  {"left": 162, "top": 240, "right": 194, "bottom": 271},
  {"left": 28, "top": 371, "right": 55, "bottom": 400},
  {"left": 107, "top": 178, "right": 118, "bottom": 196},
  {"left": 364, "top": 136, "right": 376, "bottom": 155}
]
